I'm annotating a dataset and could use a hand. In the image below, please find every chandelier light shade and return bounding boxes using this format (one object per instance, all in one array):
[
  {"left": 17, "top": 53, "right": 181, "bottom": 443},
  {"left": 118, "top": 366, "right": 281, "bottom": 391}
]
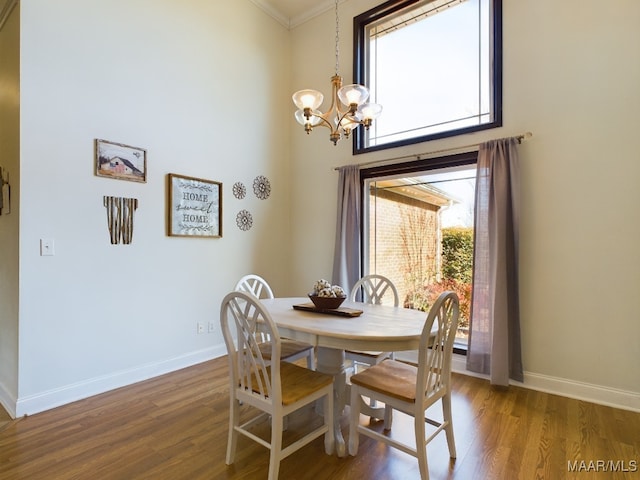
[
  {"left": 292, "top": 0, "right": 382, "bottom": 145},
  {"left": 338, "top": 84, "right": 369, "bottom": 106},
  {"left": 292, "top": 90, "right": 324, "bottom": 111}
]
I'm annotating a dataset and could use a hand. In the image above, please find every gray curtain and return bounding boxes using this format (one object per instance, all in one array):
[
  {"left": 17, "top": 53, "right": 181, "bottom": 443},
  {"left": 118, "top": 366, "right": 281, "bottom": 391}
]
[
  {"left": 466, "top": 137, "right": 524, "bottom": 385},
  {"left": 332, "top": 165, "right": 361, "bottom": 292}
]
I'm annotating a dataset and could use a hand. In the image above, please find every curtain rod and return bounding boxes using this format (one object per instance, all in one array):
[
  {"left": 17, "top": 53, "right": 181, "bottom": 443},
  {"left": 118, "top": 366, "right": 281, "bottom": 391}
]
[{"left": 334, "top": 131, "right": 533, "bottom": 171}]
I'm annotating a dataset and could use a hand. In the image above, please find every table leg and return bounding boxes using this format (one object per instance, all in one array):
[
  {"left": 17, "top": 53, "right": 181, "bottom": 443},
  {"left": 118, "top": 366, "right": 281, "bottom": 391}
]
[{"left": 316, "top": 346, "right": 348, "bottom": 457}]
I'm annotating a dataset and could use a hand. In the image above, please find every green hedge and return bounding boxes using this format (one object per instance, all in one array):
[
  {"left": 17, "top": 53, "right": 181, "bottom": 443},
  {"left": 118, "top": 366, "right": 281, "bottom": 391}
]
[
  {"left": 403, "top": 227, "right": 474, "bottom": 331},
  {"left": 441, "top": 227, "right": 473, "bottom": 284}
]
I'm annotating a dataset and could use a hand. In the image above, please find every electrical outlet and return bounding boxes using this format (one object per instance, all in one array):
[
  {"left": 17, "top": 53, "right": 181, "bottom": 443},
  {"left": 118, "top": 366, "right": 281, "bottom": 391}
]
[
  {"left": 208, "top": 321, "right": 215, "bottom": 333},
  {"left": 197, "top": 322, "right": 205, "bottom": 334}
]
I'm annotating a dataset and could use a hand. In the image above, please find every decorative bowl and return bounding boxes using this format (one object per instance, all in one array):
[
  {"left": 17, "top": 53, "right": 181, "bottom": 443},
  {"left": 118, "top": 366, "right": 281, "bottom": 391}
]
[{"left": 308, "top": 294, "right": 346, "bottom": 310}]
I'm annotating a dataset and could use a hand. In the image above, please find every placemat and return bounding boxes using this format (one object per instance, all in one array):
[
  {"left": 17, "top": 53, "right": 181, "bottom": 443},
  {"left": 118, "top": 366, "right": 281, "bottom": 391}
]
[{"left": 293, "top": 303, "right": 363, "bottom": 317}]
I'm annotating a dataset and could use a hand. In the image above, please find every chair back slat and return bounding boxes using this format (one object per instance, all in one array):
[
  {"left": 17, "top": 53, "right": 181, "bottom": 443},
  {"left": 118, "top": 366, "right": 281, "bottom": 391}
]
[
  {"left": 221, "top": 291, "right": 281, "bottom": 402},
  {"left": 417, "top": 291, "right": 459, "bottom": 402},
  {"left": 349, "top": 274, "right": 399, "bottom": 306},
  {"left": 235, "top": 274, "right": 275, "bottom": 299},
  {"left": 235, "top": 274, "right": 275, "bottom": 341}
]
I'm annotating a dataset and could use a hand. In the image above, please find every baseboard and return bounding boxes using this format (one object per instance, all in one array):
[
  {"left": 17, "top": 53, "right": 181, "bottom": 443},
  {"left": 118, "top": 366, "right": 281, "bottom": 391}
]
[
  {"left": 15, "top": 345, "right": 226, "bottom": 417},
  {"left": 14, "top": 346, "right": 639, "bottom": 417},
  {"left": 516, "top": 372, "right": 640, "bottom": 413},
  {"left": 0, "top": 380, "right": 17, "bottom": 418},
  {"left": 396, "top": 351, "right": 640, "bottom": 413}
]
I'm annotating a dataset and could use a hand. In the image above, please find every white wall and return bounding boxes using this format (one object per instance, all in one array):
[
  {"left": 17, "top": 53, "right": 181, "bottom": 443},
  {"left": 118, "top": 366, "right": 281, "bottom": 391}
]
[
  {"left": 289, "top": 0, "right": 640, "bottom": 409},
  {"left": 15, "top": 0, "right": 292, "bottom": 415},
  {"left": 0, "top": 1, "right": 20, "bottom": 417}
]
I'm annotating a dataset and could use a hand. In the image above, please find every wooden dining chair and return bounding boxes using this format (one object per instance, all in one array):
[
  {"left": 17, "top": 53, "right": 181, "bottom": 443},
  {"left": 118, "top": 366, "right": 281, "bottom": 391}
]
[
  {"left": 235, "top": 274, "right": 316, "bottom": 370},
  {"left": 346, "top": 274, "right": 400, "bottom": 372},
  {"left": 348, "top": 291, "right": 460, "bottom": 480},
  {"left": 220, "top": 291, "right": 335, "bottom": 480}
]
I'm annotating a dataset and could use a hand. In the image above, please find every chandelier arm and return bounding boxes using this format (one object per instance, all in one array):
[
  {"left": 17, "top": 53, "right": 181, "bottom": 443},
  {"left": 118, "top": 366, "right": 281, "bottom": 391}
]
[
  {"left": 326, "top": 74, "right": 342, "bottom": 118},
  {"left": 314, "top": 74, "right": 350, "bottom": 133},
  {"left": 342, "top": 112, "right": 365, "bottom": 125},
  {"left": 335, "top": 111, "right": 363, "bottom": 129},
  {"left": 310, "top": 114, "right": 334, "bottom": 131}
]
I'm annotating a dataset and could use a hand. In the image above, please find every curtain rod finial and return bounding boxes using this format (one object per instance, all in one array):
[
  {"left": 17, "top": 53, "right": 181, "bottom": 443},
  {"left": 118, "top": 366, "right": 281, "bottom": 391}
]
[{"left": 517, "top": 131, "right": 533, "bottom": 144}]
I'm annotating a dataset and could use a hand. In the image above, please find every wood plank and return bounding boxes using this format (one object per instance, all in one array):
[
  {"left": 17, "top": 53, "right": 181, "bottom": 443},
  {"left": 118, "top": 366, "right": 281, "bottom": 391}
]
[{"left": 0, "top": 357, "right": 638, "bottom": 479}]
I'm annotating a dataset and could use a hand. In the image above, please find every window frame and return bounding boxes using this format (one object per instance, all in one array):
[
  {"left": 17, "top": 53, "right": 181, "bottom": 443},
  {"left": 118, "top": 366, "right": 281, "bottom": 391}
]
[
  {"left": 360, "top": 151, "right": 478, "bottom": 354},
  {"left": 352, "top": 0, "right": 503, "bottom": 155}
]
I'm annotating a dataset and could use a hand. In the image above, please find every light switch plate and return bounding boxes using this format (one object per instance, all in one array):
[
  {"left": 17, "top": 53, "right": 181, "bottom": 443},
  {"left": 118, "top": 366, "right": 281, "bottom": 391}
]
[{"left": 40, "top": 238, "right": 55, "bottom": 256}]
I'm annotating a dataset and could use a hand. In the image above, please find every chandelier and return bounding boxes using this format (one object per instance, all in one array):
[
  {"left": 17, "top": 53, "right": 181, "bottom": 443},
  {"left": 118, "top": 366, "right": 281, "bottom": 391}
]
[{"left": 292, "top": 0, "right": 382, "bottom": 146}]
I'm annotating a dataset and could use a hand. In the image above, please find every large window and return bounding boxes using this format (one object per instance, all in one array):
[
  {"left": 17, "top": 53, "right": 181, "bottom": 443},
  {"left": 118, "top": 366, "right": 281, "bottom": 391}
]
[
  {"left": 361, "top": 153, "right": 476, "bottom": 349},
  {"left": 353, "top": 0, "right": 502, "bottom": 154}
]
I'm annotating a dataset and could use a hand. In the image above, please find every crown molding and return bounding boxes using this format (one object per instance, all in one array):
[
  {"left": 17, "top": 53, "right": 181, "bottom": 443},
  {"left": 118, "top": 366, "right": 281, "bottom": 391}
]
[
  {"left": 249, "top": 0, "right": 290, "bottom": 28},
  {"left": 250, "top": 0, "right": 340, "bottom": 30},
  {"left": 0, "top": 0, "right": 18, "bottom": 31},
  {"left": 288, "top": 1, "right": 336, "bottom": 29}
]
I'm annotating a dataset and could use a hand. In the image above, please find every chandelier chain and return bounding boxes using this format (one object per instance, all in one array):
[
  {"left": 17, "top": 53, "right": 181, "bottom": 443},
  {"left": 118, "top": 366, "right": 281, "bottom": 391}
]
[{"left": 334, "top": 0, "right": 340, "bottom": 75}]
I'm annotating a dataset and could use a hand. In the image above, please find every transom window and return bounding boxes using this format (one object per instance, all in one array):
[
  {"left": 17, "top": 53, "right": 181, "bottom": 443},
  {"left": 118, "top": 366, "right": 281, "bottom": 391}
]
[{"left": 353, "top": 0, "right": 502, "bottom": 154}]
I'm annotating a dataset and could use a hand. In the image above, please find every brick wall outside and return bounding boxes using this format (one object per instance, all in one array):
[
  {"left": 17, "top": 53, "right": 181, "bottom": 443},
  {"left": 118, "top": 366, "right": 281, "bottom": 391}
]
[{"left": 368, "top": 189, "right": 441, "bottom": 307}]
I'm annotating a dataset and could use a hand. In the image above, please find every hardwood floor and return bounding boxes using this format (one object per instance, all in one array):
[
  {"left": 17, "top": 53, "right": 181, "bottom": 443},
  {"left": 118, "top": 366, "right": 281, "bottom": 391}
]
[
  {"left": 0, "top": 403, "right": 11, "bottom": 432},
  {"left": 0, "top": 357, "right": 638, "bottom": 479}
]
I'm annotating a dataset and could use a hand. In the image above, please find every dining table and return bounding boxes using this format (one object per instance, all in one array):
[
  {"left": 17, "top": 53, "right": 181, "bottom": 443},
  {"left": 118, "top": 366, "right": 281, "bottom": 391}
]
[{"left": 260, "top": 296, "right": 429, "bottom": 457}]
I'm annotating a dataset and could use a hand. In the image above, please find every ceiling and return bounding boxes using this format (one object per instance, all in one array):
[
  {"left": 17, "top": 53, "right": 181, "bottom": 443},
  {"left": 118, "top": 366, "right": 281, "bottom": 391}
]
[
  {"left": 250, "top": 0, "right": 340, "bottom": 29},
  {"left": 0, "top": 1, "right": 333, "bottom": 31}
]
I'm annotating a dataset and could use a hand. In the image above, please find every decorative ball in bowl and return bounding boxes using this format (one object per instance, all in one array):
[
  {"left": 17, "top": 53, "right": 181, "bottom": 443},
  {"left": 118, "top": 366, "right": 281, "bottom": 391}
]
[
  {"left": 308, "top": 294, "right": 346, "bottom": 310},
  {"left": 309, "top": 279, "right": 347, "bottom": 309}
]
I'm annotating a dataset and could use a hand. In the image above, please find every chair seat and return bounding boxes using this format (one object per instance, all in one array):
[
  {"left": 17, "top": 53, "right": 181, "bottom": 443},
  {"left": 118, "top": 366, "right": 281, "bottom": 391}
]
[
  {"left": 259, "top": 339, "right": 314, "bottom": 362},
  {"left": 350, "top": 359, "right": 418, "bottom": 403},
  {"left": 249, "top": 362, "right": 333, "bottom": 406}
]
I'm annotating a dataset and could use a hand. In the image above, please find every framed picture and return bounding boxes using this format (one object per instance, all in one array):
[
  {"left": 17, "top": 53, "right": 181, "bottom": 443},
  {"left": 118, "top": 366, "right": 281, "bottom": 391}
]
[
  {"left": 167, "top": 173, "right": 222, "bottom": 238},
  {"left": 95, "top": 139, "right": 147, "bottom": 183}
]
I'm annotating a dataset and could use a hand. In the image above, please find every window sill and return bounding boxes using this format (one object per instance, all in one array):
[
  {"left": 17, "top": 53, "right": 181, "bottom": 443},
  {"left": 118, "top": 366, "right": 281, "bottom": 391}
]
[{"left": 453, "top": 343, "right": 468, "bottom": 356}]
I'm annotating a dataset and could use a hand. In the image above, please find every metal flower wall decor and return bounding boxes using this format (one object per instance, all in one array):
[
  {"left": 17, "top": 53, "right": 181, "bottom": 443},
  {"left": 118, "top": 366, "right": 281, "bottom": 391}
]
[
  {"left": 232, "top": 181, "right": 246, "bottom": 200},
  {"left": 253, "top": 175, "right": 271, "bottom": 200},
  {"left": 236, "top": 209, "right": 253, "bottom": 231}
]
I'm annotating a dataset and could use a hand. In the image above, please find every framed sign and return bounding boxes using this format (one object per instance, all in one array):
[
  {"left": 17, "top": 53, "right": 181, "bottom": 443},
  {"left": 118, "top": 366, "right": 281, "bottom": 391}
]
[
  {"left": 95, "top": 139, "right": 147, "bottom": 183},
  {"left": 167, "top": 173, "right": 222, "bottom": 238}
]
